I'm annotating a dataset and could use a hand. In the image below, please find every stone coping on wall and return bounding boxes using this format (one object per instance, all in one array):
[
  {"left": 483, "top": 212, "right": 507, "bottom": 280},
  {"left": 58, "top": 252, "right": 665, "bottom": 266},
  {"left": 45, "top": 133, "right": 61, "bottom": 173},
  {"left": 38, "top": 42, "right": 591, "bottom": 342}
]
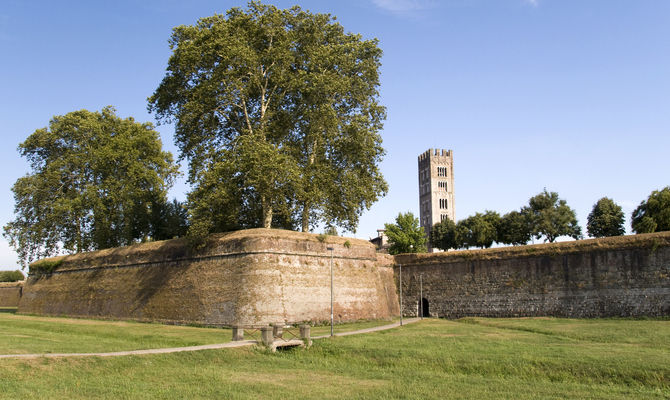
[
  {"left": 0, "top": 281, "right": 24, "bottom": 288},
  {"left": 29, "top": 228, "right": 378, "bottom": 275},
  {"left": 395, "top": 231, "right": 670, "bottom": 266}
]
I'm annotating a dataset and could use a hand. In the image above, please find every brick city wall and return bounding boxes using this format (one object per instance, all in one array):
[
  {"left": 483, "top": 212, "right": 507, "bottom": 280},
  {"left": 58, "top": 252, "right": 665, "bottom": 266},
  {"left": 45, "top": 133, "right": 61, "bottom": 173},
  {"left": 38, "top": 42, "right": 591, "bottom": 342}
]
[
  {"left": 19, "top": 229, "right": 399, "bottom": 326},
  {"left": 0, "top": 281, "right": 23, "bottom": 307},
  {"left": 394, "top": 232, "right": 670, "bottom": 318}
]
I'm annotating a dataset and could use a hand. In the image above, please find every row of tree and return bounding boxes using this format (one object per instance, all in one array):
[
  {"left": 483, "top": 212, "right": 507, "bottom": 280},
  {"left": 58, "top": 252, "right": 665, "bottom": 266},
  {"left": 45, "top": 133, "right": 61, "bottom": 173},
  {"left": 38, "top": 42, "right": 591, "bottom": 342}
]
[
  {"left": 4, "top": 2, "right": 388, "bottom": 267},
  {"left": 431, "top": 189, "right": 582, "bottom": 251},
  {"left": 385, "top": 187, "right": 670, "bottom": 254}
]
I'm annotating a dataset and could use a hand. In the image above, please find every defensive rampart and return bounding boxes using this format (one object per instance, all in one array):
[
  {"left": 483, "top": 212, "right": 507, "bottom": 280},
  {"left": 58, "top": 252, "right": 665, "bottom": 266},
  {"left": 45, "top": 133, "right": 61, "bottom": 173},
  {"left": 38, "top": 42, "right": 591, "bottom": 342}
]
[
  {"left": 395, "top": 232, "right": 670, "bottom": 318},
  {"left": 0, "top": 281, "right": 23, "bottom": 307},
  {"left": 19, "top": 229, "right": 399, "bottom": 326}
]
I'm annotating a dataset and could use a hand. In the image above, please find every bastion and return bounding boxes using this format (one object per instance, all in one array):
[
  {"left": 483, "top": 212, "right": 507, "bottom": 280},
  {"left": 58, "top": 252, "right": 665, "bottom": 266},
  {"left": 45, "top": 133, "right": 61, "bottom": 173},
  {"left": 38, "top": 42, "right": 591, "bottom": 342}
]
[{"left": 18, "top": 229, "right": 399, "bottom": 326}]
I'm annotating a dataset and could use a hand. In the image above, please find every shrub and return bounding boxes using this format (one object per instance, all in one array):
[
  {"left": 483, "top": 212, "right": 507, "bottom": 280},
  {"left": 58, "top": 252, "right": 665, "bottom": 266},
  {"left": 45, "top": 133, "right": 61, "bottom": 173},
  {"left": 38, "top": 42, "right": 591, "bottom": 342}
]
[
  {"left": 0, "top": 270, "right": 25, "bottom": 282},
  {"left": 29, "top": 259, "right": 63, "bottom": 276}
]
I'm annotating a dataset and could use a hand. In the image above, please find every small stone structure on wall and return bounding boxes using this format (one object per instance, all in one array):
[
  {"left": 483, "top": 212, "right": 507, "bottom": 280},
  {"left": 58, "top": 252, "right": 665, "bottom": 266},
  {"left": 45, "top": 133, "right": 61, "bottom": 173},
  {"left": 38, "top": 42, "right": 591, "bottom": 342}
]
[
  {"left": 19, "top": 229, "right": 399, "bottom": 326},
  {"left": 395, "top": 232, "right": 670, "bottom": 318}
]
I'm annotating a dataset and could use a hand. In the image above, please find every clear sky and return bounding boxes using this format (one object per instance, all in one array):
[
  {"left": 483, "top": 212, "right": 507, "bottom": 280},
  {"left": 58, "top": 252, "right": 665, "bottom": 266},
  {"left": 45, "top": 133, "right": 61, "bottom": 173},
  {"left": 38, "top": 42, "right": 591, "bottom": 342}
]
[{"left": 1, "top": 0, "right": 669, "bottom": 270}]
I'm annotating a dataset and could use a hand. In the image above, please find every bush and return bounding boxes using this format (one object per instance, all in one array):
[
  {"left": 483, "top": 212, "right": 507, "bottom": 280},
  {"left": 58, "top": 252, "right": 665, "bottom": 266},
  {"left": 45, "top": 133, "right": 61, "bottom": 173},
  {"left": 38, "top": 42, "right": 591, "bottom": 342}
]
[
  {"left": 0, "top": 270, "right": 25, "bottom": 282},
  {"left": 29, "top": 259, "right": 63, "bottom": 276}
]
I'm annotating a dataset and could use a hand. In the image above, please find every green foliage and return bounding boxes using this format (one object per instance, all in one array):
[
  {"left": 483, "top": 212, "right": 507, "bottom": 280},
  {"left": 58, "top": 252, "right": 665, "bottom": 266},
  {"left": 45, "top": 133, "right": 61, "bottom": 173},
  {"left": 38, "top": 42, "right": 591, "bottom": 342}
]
[
  {"left": 498, "top": 210, "right": 532, "bottom": 245},
  {"left": 456, "top": 211, "right": 500, "bottom": 249},
  {"left": 384, "top": 212, "right": 427, "bottom": 255},
  {"left": 29, "top": 259, "right": 63, "bottom": 276},
  {"left": 0, "top": 270, "right": 24, "bottom": 282},
  {"left": 430, "top": 217, "right": 457, "bottom": 250},
  {"left": 151, "top": 198, "right": 189, "bottom": 241},
  {"left": 587, "top": 197, "right": 625, "bottom": 238},
  {"left": 523, "top": 189, "right": 582, "bottom": 243},
  {"left": 343, "top": 240, "right": 351, "bottom": 249},
  {"left": 323, "top": 226, "right": 338, "bottom": 236},
  {"left": 149, "top": 1, "right": 387, "bottom": 239},
  {"left": 3, "top": 107, "right": 178, "bottom": 267},
  {"left": 632, "top": 186, "right": 670, "bottom": 234}
]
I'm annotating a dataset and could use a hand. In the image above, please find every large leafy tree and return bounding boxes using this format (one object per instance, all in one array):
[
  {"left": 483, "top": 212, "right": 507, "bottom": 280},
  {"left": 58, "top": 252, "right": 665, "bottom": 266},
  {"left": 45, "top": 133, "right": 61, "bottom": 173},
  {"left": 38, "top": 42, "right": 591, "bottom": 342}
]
[
  {"left": 3, "top": 107, "right": 178, "bottom": 267},
  {"left": 523, "top": 189, "right": 582, "bottom": 243},
  {"left": 384, "top": 212, "right": 427, "bottom": 255},
  {"left": 497, "top": 210, "right": 532, "bottom": 246},
  {"left": 430, "top": 218, "right": 457, "bottom": 251},
  {"left": 148, "top": 1, "right": 387, "bottom": 236},
  {"left": 631, "top": 186, "right": 670, "bottom": 234},
  {"left": 456, "top": 211, "right": 500, "bottom": 249},
  {"left": 587, "top": 197, "right": 625, "bottom": 238}
]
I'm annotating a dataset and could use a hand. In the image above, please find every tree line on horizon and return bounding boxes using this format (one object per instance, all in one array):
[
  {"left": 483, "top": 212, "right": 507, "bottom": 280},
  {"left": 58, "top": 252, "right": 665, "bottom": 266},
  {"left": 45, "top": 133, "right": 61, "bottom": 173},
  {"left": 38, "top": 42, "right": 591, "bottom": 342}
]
[
  {"left": 4, "top": 2, "right": 388, "bottom": 268},
  {"left": 384, "top": 187, "right": 670, "bottom": 255}
]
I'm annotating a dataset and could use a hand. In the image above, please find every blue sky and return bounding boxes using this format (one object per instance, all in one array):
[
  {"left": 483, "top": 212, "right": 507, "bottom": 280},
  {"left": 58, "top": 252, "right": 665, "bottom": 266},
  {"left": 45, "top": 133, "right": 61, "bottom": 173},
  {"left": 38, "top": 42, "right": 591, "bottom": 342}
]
[{"left": 1, "top": 0, "right": 669, "bottom": 269}]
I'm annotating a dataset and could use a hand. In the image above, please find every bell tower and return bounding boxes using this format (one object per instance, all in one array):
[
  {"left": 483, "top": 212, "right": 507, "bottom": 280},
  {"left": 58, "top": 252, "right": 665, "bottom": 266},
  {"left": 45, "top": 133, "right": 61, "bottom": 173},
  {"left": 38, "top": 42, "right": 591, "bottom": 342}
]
[{"left": 418, "top": 149, "right": 455, "bottom": 249}]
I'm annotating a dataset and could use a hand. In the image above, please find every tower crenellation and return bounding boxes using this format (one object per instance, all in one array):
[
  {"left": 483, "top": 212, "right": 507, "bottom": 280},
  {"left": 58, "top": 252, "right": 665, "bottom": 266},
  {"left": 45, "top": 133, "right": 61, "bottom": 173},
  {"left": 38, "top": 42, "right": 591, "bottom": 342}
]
[{"left": 418, "top": 148, "right": 455, "bottom": 250}]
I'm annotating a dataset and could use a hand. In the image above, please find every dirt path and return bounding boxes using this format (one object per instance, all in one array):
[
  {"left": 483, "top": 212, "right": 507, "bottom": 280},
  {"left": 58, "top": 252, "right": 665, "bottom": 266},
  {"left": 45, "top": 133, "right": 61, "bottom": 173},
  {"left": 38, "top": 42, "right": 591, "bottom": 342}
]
[{"left": 0, "top": 318, "right": 422, "bottom": 359}]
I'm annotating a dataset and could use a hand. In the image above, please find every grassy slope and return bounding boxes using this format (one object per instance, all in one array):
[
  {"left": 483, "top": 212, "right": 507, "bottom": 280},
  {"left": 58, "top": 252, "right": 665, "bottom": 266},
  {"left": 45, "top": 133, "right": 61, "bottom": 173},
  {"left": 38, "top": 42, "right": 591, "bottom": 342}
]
[
  {"left": 0, "top": 317, "right": 668, "bottom": 399},
  {"left": 0, "top": 313, "right": 232, "bottom": 354},
  {"left": 0, "top": 313, "right": 398, "bottom": 354}
]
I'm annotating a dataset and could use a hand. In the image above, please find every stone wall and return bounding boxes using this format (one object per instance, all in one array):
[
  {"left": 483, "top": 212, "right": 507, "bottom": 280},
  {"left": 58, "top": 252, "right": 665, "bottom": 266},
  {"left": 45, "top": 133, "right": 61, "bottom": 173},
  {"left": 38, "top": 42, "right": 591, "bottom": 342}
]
[
  {"left": 19, "top": 229, "right": 399, "bottom": 326},
  {"left": 0, "top": 281, "right": 23, "bottom": 307},
  {"left": 394, "top": 232, "right": 670, "bottom": 318}
]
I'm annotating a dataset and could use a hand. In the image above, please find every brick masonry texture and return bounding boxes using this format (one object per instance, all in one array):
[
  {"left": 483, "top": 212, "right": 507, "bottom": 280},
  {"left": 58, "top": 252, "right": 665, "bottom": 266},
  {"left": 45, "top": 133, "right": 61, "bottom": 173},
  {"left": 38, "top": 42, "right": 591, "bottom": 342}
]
[
  {"left": 0, "top": 282, "right": 23, "bottom": 307},
  {"left": 394, "top": 232, "right": 670, "bottom": 318},
  {"left": 18, "top": 229, "right": 399, "bottom": 326}
]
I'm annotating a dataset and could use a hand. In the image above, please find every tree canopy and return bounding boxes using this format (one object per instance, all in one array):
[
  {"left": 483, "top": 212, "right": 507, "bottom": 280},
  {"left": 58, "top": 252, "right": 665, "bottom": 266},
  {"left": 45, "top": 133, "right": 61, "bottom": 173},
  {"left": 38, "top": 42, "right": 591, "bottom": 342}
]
[
  {"left": 497, "top": 210, "right": 532, "bottom": 246},
  {"left": 456, "top": 211, "right": 500, "bottom": 249},
  {"left": 3, "top": 107, "right": 178, "bottom": 267},
  {"left": 523, "top": 189, "right": 582, "bottom": 243},
  {"left": 384, "top": 212, "right": 427, "bottom": 255},
  {"left": 430, "top": 217, "right": 457, "bottom": 251},
  {"left": 0, "top": 270, "right": 24, "bottom": 282},
  {"left": 149, "top": 1, "right": 387, "bottom": 238},
  {"left": 631, "top": 186, "right": 670, "bottom": 234},
  {"left": 587, "top": 197, "right": 625, "bottom": 237}
]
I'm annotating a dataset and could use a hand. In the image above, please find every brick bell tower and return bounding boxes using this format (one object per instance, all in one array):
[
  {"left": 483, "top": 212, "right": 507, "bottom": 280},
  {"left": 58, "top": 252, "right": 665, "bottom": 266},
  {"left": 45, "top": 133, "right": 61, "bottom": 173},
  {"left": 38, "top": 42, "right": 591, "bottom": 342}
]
[{"left": 418, "top": 149, "right": 455, "bottom": 250}]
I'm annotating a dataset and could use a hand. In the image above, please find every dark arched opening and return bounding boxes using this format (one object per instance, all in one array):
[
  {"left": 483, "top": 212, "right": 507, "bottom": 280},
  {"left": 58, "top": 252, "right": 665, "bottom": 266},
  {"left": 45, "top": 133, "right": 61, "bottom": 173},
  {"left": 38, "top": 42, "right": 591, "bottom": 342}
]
[{"left": 420, "top": 297, "right": 429, "bottom": 318}]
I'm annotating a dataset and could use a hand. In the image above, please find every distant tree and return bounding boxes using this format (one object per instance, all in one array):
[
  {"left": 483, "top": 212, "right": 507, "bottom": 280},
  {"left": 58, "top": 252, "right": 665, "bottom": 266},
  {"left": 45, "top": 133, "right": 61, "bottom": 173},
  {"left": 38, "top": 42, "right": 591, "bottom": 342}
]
[
  {"left": 148, "top": 2, "right": 387, "bottom": 238},
  {"left": 430, "top": 218, "right": 457, "bottom": 251},
  {"left": 523, "top": 189, "right": 582, "bottom": 243},
  {"left": 0, "top": 270, "right": 25, "bottom": 282},
  {"left": 323, "top": 225, "right": 338, "bottom": 236},
  {"left": 631, "top": 186, "right": 670, "bottom": 234},
  {"left": 587, "top": 197, "right": 625, "bottom": 238},
  {"left": 384, "top": 212, "right": 427, "bottom": 255},
  {"left": 152, "top": 199, "right": 189, "bottom": 240},
  {"left": 456, "top": 211, "right": 500, "bottom": 249},
  {"left": 498, "top": 210, "right": 532, "bottom": 246},
  {"left": 3, "top": 107, "right": 178, "bottom": 267}
]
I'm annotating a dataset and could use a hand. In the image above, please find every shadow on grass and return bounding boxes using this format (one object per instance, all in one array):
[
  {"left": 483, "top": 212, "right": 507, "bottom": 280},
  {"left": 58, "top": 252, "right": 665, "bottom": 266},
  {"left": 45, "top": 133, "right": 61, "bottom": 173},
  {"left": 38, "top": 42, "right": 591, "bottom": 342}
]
[{"left": 0, "top": 308, "right": 17, "bottom": 314}]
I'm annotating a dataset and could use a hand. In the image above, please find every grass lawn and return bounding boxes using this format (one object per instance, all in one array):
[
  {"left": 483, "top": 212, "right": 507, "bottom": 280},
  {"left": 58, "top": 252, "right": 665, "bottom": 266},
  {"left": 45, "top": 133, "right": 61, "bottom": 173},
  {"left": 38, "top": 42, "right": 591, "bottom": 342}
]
[
  {"left": 0, "top": 312, "right": 232, "bottom": 354},
  {"left": 0, "top": 316, "right": 668, "bottom": 399}
]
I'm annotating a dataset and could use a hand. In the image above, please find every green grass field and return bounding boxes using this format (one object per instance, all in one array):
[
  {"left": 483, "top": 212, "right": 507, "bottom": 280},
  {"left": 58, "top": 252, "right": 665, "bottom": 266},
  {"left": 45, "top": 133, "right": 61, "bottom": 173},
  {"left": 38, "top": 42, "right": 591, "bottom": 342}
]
[{"left": 0, "top": 313, "right": 668, "bottom": 399}]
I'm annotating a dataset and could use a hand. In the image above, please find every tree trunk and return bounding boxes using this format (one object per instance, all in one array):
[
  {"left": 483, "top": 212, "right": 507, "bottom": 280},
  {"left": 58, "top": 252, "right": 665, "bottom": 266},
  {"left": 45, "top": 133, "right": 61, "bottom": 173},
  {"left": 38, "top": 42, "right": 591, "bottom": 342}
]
[
  {"left": 301, "top": 204, "right": 310, "bottom": 232},
  {"left": 261, "top": 195, "right": 273, "bottom": 229}
]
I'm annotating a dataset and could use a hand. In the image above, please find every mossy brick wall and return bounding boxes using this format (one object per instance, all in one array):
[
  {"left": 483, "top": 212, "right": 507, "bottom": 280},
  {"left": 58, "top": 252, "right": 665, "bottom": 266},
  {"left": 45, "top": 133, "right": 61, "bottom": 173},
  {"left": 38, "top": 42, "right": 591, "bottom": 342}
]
[
  {"left": 0, "top": 282, "right": 23, "bottom": 307},
  {"left": 19, "top": 229, "right": 399, "bottom": 326},
  {"left": 394, "top": 232, "right": 670, "bottom": 318}
]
